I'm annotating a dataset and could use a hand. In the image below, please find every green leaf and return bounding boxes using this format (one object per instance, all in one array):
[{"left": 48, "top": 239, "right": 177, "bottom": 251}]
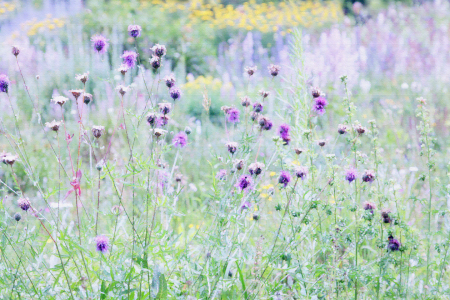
[
  {"left": 156, "top": 274, "right": 168, "bottom": 299},
  {"left": 236, "top": 261, "right": 248, "bottom": 300}
]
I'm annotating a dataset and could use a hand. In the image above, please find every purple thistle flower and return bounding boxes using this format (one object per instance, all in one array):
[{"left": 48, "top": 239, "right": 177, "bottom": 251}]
[
  {"left": 226, "top": 108, "right": 240, "bottom": 124},
  {"left": 150, "top": 55, "right": 161, "bottom": 69},
  {"left": 216, "top": 169, "right": 227, "bottom": 180},
  {"left": 91, "top": 35, "right": 108, "bottom": 54},
  {"left": 345, "top": 168, "right": 357, "bottom": 183},
  {"left": 95, "top": 235, "right": 109, "bottom": 253},
  {"left": 147, "top": 113, "right": 157, "bottom": 127},
  {"left": 381, "top": 208, "right": 392, "bottom": 223},
  {"left": 151, "top": 44, "right": 167, "bottom": 57},
  {"left": 239, "top": 201, "right": 251, "bottom": 212},
  {"left": 158, "top": 102, "right": 172, "bottom": 115},
  {"left": 278, "top": 123, "right": 291, "bottom": 145},
  {"left": 253, "top": 102, "right": 263, "bottom": 113},
  {"left": 169, "top": 86, "right": 181, "bottom": 101},
  {"left": 248, "top": 162, "right": 264, "bottom": 176},
  {"left": 121, "top": 50, "right": 138, "bottom": 69},
  {"left": 158, "top": 115, "right": 170, "bottom": 127},
  {"left": 295, "top": 166, "right": 308, "bottom": 180},
  {"left": 164, "top": 75, "right": 176, "bottom": 88},
  {"left": 268, "top": 64, "right": 280, "bottom": 77},
  {"left": 172, "top": 132, "right": 188, "bottom": 148},
  {"left": 388, "top": 235, "right": 401, "bottom": 251},
  {"left": 363, "top": 201, "right": 376, "bottom": 214},
  {"left": 313, "top": 96, "right": 328, "bottom": 115},
  {"left": 128, "top": 24, "right": 142, "bottom": 38},
  {"left": 362, "top": 170, "right": 375, "bottom": 183},
  {"left": 235, "top": 175, "right": 253, "bottom": 192},
  {"left": 258, "top": 117, "right": 273, "bottom": 131},
  {"left": 226, "top": 142, "right": 238, "bottom": 154},
  {"left": 278, "top": 171, "right": 291, "bottom": 187},
  {"left": 0, "top": 74, "right": 10, "bottom": 93},
  {"left": 18, "top": 198, "right": 31, "bottom": 211}
]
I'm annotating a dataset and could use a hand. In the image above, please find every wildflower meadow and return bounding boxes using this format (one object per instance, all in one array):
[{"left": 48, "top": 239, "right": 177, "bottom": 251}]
[{"left": 1, "top": 0, "right": 450, "bottom": 299}]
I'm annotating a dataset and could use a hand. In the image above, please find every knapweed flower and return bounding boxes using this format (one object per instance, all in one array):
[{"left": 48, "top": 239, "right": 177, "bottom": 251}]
[
  {"left": 147, "top": 113, "right": 157, "bottom": 127},
  {"left": 83, "top": 93, "right": 93, "bottom": 104},
  {"left": 128, "top": 24, "right": 142, "bottom": 38},
  {"left": 150, "top": 55, "right": 161, "bottom": 69},
  {"left": 234, "top": 159, "right": 244, "bottom": 170},
  {"left": 164, "top": 75, "right": 176, "bottom": 88},
  {"left": 239, "top": 201, "right": 251, "bottom": 212},
  {"left": 95, "top": 235, "right": 109, "bottom": 253},
  {"left": 118, "top": 64, "right": 128, "bottom": 75},
  {"left": 0, "top": 74, "right": 10, "bottom": 93},
  {"left": 338, "top": 124, "right": 348, "bottom": 134},
  {"left": 387, "top": 235, "right": 401, "bottom": 251},
  {"left": 121, "top": 51, "right": 138, "bottom": 69},
  {"left": 151, "top": 44, "right": 166, "bottom": 57},
  {"left": 153, "top": 128, "right": 167, "bottom": 138},
  {"left": 175, "top": 173, "right": 183, "bottom": 182},
  {"left": 116, "top": 85, "right": 129, "bottom": 96},
  {"left": 278, "top": 124, "right": 291, "bottom": 145},
  {"left": 253, "top": 102, "right": 263, "bottom": 113},
  {"left": 241, "top": 96, "right": 251, "bottom": 107},
  {"left": 235, "top": 175, "right": 253, "bottom": 192},
  {"left": 317, "top": 139, "right": 326, "bottom": 147},
  {"left": 158, "top": 103, "right": 172, "bottom": 115},
  {"left": 18, "top": 198, "right": 31, "bottom": 211},
  {"left": 258, "top": 116, "right": 273, "bottom": 131},
  {"left": 91, "top": 35, "right": 108, "bottom": 54},
  {"left": 14, "top": 213, "right": 21, "bottom": 222},
  {"left": 226, "top": 142, "right": 238, "bottom": 154},
  {"left": 45, "top": 120, "right": 63, "bottom": 132},
  {"left": 381, "top": 208, "right": 392, "bottom": 223},
  {"left": 363, "top": 201, "right": 376, "bottom": 214},
  {"left": 92, "top": 125, "right": 105, "bottom": 139},
  {"left": 362, "top": 170, "right": 375, "bottom": 183},
  {"left": 216, "top": 169, "right": 227, "bottom": 180},
  {"left": 75, "top": 72, "right": 89, "bottom": 84},
  {"left": 248, "top": 162, "right": 265, "bottom": 176},
  {"left": 295, "top": 166, "right": 308, "bottom": 180},
  {"left": 250, "top": 111, "right": 260, "bottom": 122},
  {"left": 278, "top": 171, "right": 291, "bottom": 187},
  {"left": 345, "top": 168, "right": 357, "bottom": 183},
  {"left": 158, "top": 115, "right": 170, "bottom": 126},
  {"left": 259, "top": 90, "right": 270, "bottom": 98},
  {"left": 184, "top": 126, "right": 192, "bottom": 135},
  {"left": 169, "top": 86, "right": 181, "bottom": 101},
  {"left": 2, "top": 153, "right": 18, "bottom": 166},
  {"left": 69, "top": 89, "right": 83, "bottom": 99},
  {"left": 313, "top": 96, "right": 328, "bottom": 115},
  {"left": 226, "top": 108, "right": 240, "bottom": 123},
  {"left": 268, "top": 64, "right": 280, "bottom": 77},
  {"left": 12, "top": 46, "right": 20, "bottom": 57},
  {"left": 354, "top": 124, "right": 366, "bottom": 135},
  {"left": 245, "top": 66, "right": 257, "bottom": 76},
  {"left": 173, "top": 132, "right": 188, "bottom": 148},
  {"left": 311, "top": 87, "right": 322, "bottom": 98}
]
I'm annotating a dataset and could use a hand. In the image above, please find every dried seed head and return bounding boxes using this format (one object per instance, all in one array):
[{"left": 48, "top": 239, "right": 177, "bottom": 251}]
[
  {"left": 2, "top": 153, "right": 19, "bottom": 166},
  {"left": 234, "top": 159, "right": 244, "bottom": 170},
  {"left": 12, "top": 46, "right": 20, "bottom": 57},
  {"left": 294, "top": 148, "right": 304, "bottom": 155},
  {"left": 175, "top": 173, "right": 183, "bottom": 182},
  {"left": 241, "top": 96, "right": 251, "bottom": 107},
  {"left": 146, "top": 113, "right": 157, "bottom": 127},
  {"left": 259, "top": 90, "right": 270, "bottom": 98},
  {"left": 75, "top": 72, "right": 89, "bottom": 84},
  {"left": 118, "top": 64, "right": 128, "bottom": 75},
  {"left": 184, "top": 126, "right": 192, "bottom": 135},
  {"left": 338, "top": 124, "right": 347, "bottom": 134},
  {"left": 226, "top": 142, "right": 238, "bottom": 154},
  {"left": 150, "top": 55, "right": 161, "bottom": 69},
  {"left": 92, "top": 125, "right": 105, "bottom": 138},
  {"left": 51, "top": 95, "right": 69, "bottom": 106},
  {"left": 221, "top": 106, "right": 231, "bottom": 113},
  {"left": 14, "top": 212, "right": 21, "bottom": 221},
  {"left": 153, "top": 128, "right": 167, "bottom": 138},
  {"left": 354, "top": 124, "right": 366, "bottom": 135},
  {"left": 96, "top": 160, "right": 105, "bottom": 171},
  {"left": 268, "top": 64, "right": 280, "bottom": 77},
  {"left": 69, "top": 89, "right": 84, "bottom": 99},
  {"left": 164, "top": 75, "right": 176, "bottom": 88},
  {"left": 45, "top": 120, "right": 63, "bottom": 132},
  {"left": 248, "top": 162, "right": 265, "bottom": 176},
  {"left": 245, "top": 66, "right": 257, "bottom": 76},
  {"left": 317, "top": 139, "right": 326, "bottom": 147},
  {"left": 83, "top": 93, "right": 93, "bottom": 104},
  {"left": 151, "top": 44, "right": 167, "bottom": 57},
  {"left": 116, "top": 85, "right": 129, "bottom": 96},
  {"left": 311, "top": 87, "right": 322, "bottom": 98},
  {"left": 250, "top": 111, "right": 260, "bottom": 121}
]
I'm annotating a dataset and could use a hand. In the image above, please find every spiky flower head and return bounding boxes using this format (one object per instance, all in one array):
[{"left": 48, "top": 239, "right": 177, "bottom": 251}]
[
  {"left": 0, "top": 74, "right": 10, "bottom": 93},
  {"left": 18, "top": 198, "right": 31, "bottom": 211},
  {"left": 338, "top": 124, "right": 348, "bottom": 134},
  {"left": 245, "top": 66, "right": 257, "bottom": 76},
  {"left": 226, "top": 142, "right": 238, "bottom": 154},
  {"left": 158, "top": 115, "right": 170, "bottom": 127},
  {"left": 150, "top": 55, "right": 161, "bottom": 69},
  {"left": 295, "top": 166, "right": 308, "bottom": 180},
  {"left": 169, "top": 86, "right": 181, "bottom": 101},
  {"left": 146, "top": 113, "right": 157, "bottom": 127},
  {"left": 151, "top": 44, "right": 167, "bottom": 57},
  {"left": 91, "top": 35, "right": 109, "bottom": 54},
  {"left": 75, "top": 72, "right": 89, "bottom": 84},
  {"left": 313, "top": 96, "right": 328, "bottom": 115},
  {"left": 248, "top": 162, "right": 265, "bottom": 176},
  {"left": 95, "top": 235, "right": 109, "bottom": 253},
  {"left": 311, "top": 87, "right": 322, "bottom": 98},
  {"left": 128, "top": 24, "right": 142, "bottom": 38},
  {"left": 278, "top": 171, "right": 291, "bottom": 187},
  {"left": 158, "top": 102, "right": 172, "bottom": 115},
  {"left": 12, "top": 46, "right": 20, "bottom": 57},
  {"left": 216, "top": 169, "right": 227, "bottom": 180},
  {"left": 51, "top": 95, "right": 69, "bottom": 106},
  {"left": 69, "top": 89, "right": 84, "bottom": 99},
  {"left": 164, "top": 75, "right": 176, "bottom": 88},
  {"left": 83, "top": 93, "right": 93, "bottom": 104},
  {"left": 241, "top": 96, "right": 251, "bottom": 107},
  {"left": 268, "top": 64, "right": 280, "bottom": 77},
  {"left": 258, "top": 116, "right": 273, "bottom": 131},
  {"left": 121, "top": 50, "right": 138, "bottom": 69},
  {"left": 235, "top": 175, "right": 253, "bottom": 191},
  {"left": 278, "top": 124, "right": 291, "bottom": 145},
  {"left": 92, "top": 125, "right": 105, "bottom": 139},
  {"left": 362, "top": 170, "right": 375, "bottom": 183},
  {"left": 253, "top": 102, "right": 263, "bottom": 113},
  {"left": 259, "top": 90, "right": 270, "bottom": 98},
  {"left": 345, "top": 168, "right": 357, "bottom": 183},
  {"left": 116, "top": 85, "right": 129, "bottom": 96},
  {"left": 387, "top": 235, "right": 401, "bottom": 251},
  {"left": 226, "top": 108, "right": 240, "bottom": 124},
  {"left": 381, "top": 208, "right": 392, "bottom": 223},
  {"left": 173, "top": 132, "right": 188, "bottom": 148},
  {"left": 2, "top": 152, "right": 18, "bottom": 166},
  {"left": 45, "top": 120, "right": 63, "bottom": 132},
  {"left": 363, "top": 201, "right": 376, "bottom": 213},
  {"left": 118, "top": 64, "right": 128, "bottom": 75}
]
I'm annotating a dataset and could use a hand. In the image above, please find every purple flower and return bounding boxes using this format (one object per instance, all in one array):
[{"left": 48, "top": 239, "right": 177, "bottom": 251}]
[
  {"left": 216, "top": 169, "right": 227, "bottom": 180},
  {"left": 173, "top": 132, "right": 188, "bottom": 148},
  {"left": 363, "top": 201, "right": 376, "bottom": 214},
  {"left": 362, "top": 170, "right": 375, "bottom": 183},
  {"left": 227, "top": 108, "right": 240, "bottom": 123},
  {"left": 295, "top": 166, "right": 308, "bottom": 180},
  {"left": 239, "top": 201, "right": 251, "bottom": 212},
  {"left": 150, "top": 55, "right": 161, "bottom": 69},
  {"left": 158, "top": 102, "right": 172, "bottom": 115},
  {"left": 278, "top": 171, "right": 291, "bottom": 187},
  {"left": 345, "top": 168, "right": 357, "bottom": 183},
  {"left": 158, "top": 115, "right": 170, "bottom": 127},
  {"left": 382, "top": 209, "right": 392, "bottom": 223},
  {"left": 169, "top": 86, "right": 181, "bottom": 101},
  {"left": 121, "top": 50, "right": 138, "bottom": 69},
  {"left": 95, "top": 235, "right": 109, "bottom": 253},
  {"left": 18, "top": 198, "right": 31, "bottom": 211},
  {"left": 128, "top": 24, "right": 142, "bottom": 38},
  {"left": 226, "top": 142, "right": 238, "bottom": 154},
  {"left": 278, "top": 124, "right": 291, "bottom": 145},
  {"left": 388, "top": 235, "right": 401, "bottom": 251},
  {"left": 253, "top": 102, "right": 263, "bottom": 113},
  {"left": 147, "top": 113, "right": 157, "bottom": 126},
  {"left": 248, "top": 162, "right": 264, "bottom": 176},
  {"left": 235, "top": 175, "right": 253, "bottom": 192},
  {"left": 151, "top": 44, "right": 167, "bottom": 57},
  {"left": 0, "top": 74, "right": 10, "bottom": 93},
  {"left": 258, "top": 117, "right": 273, "bottom": 131},
  {"left": 313, "top": 96, "right": 328, "bottom": 115},
  {"left": 268, "top": 64, "right": 280, "bottom": 77},
  {"left": 91, "top": 35, "right": 108, "bottom": 54},
  {"left": 164, "top": 75, "right": 176, "bottom": 88}
]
